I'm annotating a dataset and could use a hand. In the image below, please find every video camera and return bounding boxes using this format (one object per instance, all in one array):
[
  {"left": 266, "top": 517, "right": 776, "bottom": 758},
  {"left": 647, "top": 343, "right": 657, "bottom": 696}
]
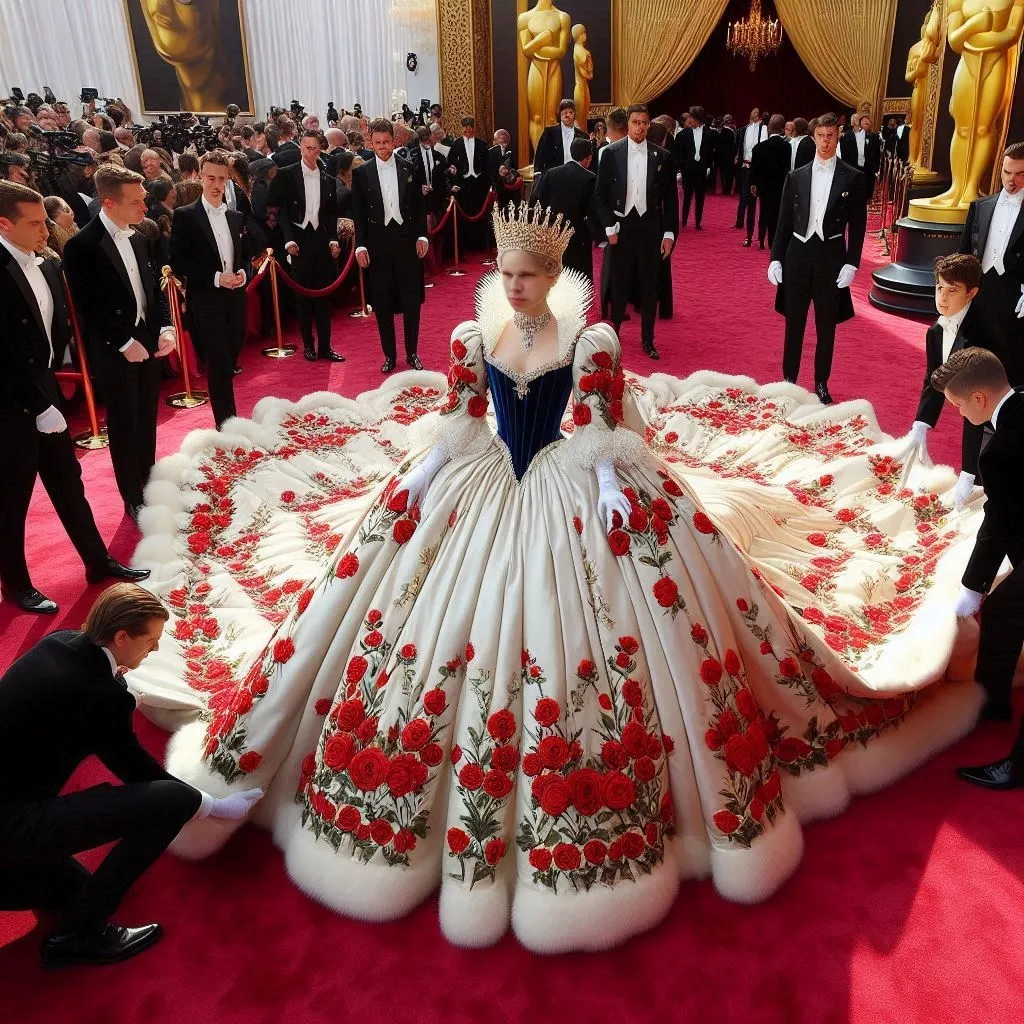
[
  {"left": 134, "top": 112, "right": 219, "bottom": 155},
  {"left": 23, "top": 123, "right": 93, "bottom": 193},
  {"left": 290, "top": 99, "right": 305, "bottom": 120}
]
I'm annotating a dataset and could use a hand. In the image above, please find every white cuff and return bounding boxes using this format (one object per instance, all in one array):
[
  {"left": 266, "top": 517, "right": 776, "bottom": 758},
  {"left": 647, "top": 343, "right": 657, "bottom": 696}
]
[
  {"left": 119, "top": 339, "right": 135, "bottom": 353},
  {"left": 605, "top": 223, "right": 620, "bottom": 238},
  {"left": 910, "top": 420, "right": 931, "bottom": 437},
  {"left": 214, "top": 271, "right": 222, "bottom": 288},
  {"left": 416, "top": 236, "right": 428, "bottom": 245},
  {"left": 355, "top": 246, "right": 368, "bottom": 255},
  {"left": 192, "top": 791, "right": 215, "bottom": 820},
  {"left": 663, "top": 232, "right": 674, "bottom": 242}
]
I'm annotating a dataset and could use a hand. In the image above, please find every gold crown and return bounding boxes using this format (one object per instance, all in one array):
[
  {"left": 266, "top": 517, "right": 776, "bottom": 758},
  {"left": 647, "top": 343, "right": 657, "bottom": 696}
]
[{"left": 491, "top": 201, "right": 574, "bottom": 266}]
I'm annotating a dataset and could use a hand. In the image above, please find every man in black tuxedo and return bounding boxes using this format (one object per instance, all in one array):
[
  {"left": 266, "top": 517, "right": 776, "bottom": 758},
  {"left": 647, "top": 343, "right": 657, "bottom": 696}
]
[
  {"left": 595, "top": 104, "right": 679, "bottom": 360},
  {"left": 267, "top": 130, "right": 344, "bottom": 362},
  {"left": 533, "top": 137, "right": 598, "bottom": 281},
  {"left": 932, "top": 351, "right": 1024, "bottom": 745},
  {"left": 446, "top": 116, "right": 490, "bottom": 248},
  {"left": 63, "top": 164, "right": 178, "bottom": 522},
  {"left": 897, "top": 254, "right": 1000, "bottom": 510},
  {"left": 353, "top": 118, "right": 429, "bottom": 374},
  {"left": 791, "top": 117, "right": 815, "bottom": 171},
  {"left": 0, "top": 584, "right": 262, "bottom": 966},
  {"left": 270, "top": 120, "right": 301, "bottom": 168},
  {"left": 735, "top": 107, "right": 767, "bottom": 238},
  {"left": 533, "top": 98, "right": 590, "bottom": 178},
  {"left": 749, "top": 114, "right": 793, "bottom": 250},
  {"left": 715, "top": 116, "right": 736, "bottom": 194},
  {"left": 169, "top": 150, "right": 254, "bottom": 428},
  {"left": 488, "top": 129, "right": 522, "bottom": 212},
  {"left": 839, "top": 114, "right": 882, "bottom": 205},
  {"left": 675, "top": 106, "right": 714, "bottom": 229},
  {"left": 768, "top": 113, "right": 866, "bottom": 404},
  {"left": 0, "top": 182, "right": 148, "bottom": 614},
  {"left": 958, "top": 141, "right": 1024, "bottom": 386},
  {"left": 408, "top": 125, "right": 449, "bottom": 275}
]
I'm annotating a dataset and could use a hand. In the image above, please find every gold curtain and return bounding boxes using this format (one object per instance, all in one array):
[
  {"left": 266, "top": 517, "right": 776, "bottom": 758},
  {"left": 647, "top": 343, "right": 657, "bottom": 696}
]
[
  {"left": 613, "top": 0, "right": 729, "bottom": 105},
  {"left": 773, "top": 0, "right": 899, "bottom": 119}
]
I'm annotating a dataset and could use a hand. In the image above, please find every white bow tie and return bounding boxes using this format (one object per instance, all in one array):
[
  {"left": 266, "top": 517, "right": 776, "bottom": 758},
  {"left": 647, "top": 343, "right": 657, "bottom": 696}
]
[
  {"left": 33, "top": 255, "right": 44, "bottom": 266},
  {"left": 207, "top": 203, "right": 227, "bottom": 216},
  {"left": 114, "top": 227, "right": 135, "bottom": 241},
  {"left": 938, "top": 315, "right": 958, "bottom": 332}
]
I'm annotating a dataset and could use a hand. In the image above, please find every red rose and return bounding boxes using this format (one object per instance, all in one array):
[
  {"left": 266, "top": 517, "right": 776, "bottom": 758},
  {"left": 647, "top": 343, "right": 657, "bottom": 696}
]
[
  {"left": 651, "top": 499, "right": 673, "bottom": 524},
  {"left": 615, "top": 651, "right": 630, "bottom": 669},
  {"left": 273, "top": 638, "right": 295, "bottom": 663},
  {"left": 394, "top": 827, "right": 417, "bottom": 853},
  {"left": 464, "top": 642, "right": 475, "bottom": 662},
  {"left": 297, "top": 590, "right": 314, "bottom": 616},
  {"left": 540, "top": 778, "right": 571, "bottom": 817},
  {"left": 336, "top": 553, "right": 359, "bottom": 578},
  {"left": 447, "top": 827, "right": 470, "bottom": 854},
  {"left": 601, "top": 770, "right": 636, "bottom": 811},
  {"left": 533, "top": 697, "right": 561, "bottom": 728},
  {"left": 778, "top": 657, "right": 800, "bottom": 678},
  {"left": 487, "top": 709, "right": 516, "bottom": 741},
  {"left": 356, "top": 824, "right": 371, "bottom": 841},
  {"left": 363, "top": 630, "right": 384, "bottom": 649},
  {"left": 482, "top": 837, "right": 506, "bottom": 866},
  {"left": 387, "top": 489, "right": 410, "bottom": 514},
  {"left": 313, "top": 698, "right": 331, "bottom": 716},
  {"left": 664, "top": 478, "right": 683, "bottom": 497},
  {"left": 450, "top": 744, "right": 463, "bottom": 764},
  {"left": 601, "top": 740, "right": 628, "bottom": 769},
  {"left": 634, "top": 755, "right": 656, "bottom": 782},
  {"left": 621, "top": 830, "right": 645, "bottom": 859},
  {"left": 724, "top": 734, "right": 759, "bottom": 777},
  {"left": 482, "top": 769, "right": 513, "bottom": 800},
  {"left": 583, "top": 838, "right": 607, "bottom": 865},
  {"left": 369, "top": 818, "right": 394, "bottom": 846},
  {"left": 401, "top": 718, "right": 431, "bottom": 751},
  {"left": 230, "top": 689, "right": 253, "bottom": 715},
  {"left": 522, "top": 752, "right": 543, "bottom": 776},
  {"left": 423, "top": 688, "right": 447, "bottom": 717},
  {"left": 591, "top": 350, "right": 613, "bottom": 370},
  {"left": 572, "top": 402, "right": 592, "bottom": 426},
  {"left": 653, "top": 576, "right": 679, "bottom": 608},
  {"left": 491, "top": 745, "right": 519, "bottom": 772},
  {"left": 346, "top": 657, "right": 368, "bottom": 687},
  {"left": 629, "top": 508, "right": 649, "bottom": 534},
  {"left": 700, "top": 658, "right": 723, "bottom": 686},
  {"left": 750, "top": 798, "right": 766, "bottom": 823},
  {"left": 724, "top": 649, "right": 741, "bottom": 675},
  {"left": 357, "top": 715, "right": 379, "bottom": 743},
  {"left": 598, "top": 693, "right": 612, "bottom": 711},
  {"left": 336, "top": 805, "right": 360, "bottom": 833},
  {"left": 346, "top": 745, "right": 389, "bottom": 790},
  {"left": 734, "top": 687, "right": 759, "bottom": 721},
  {"left": 335, "top": 698, "right": 365, "bottom": 731},
  {"left": 717, "top": 708, "right": 740, "bottom": 739},
  {"left": 553, "top": 842, "right": 582, "bottom": 871},
  {"left": 617, "top": 681, "right": 642, "bottom": 712},
  {"left": 692, "top": 511, "right": 716, "bottom": 535},
  {"left": 713, "top": 809, "right": 741, "bottom": 834},
  {"left": 238, "top": 751, "right": 262, "bottom": 773},
  {"left": 529, "top": 847, "right": 553, "bottom": 871},
  {"left": 393, "top": 518, "right": 416, "bottom": 544},
  {"left": 836, "top": 507, "right": 856, "bottom": 523},
  {"left": 621, "top": 721, "right": 648, "bottom": 759},
  {"left": 537, "top": 735, "right": 570, "bottom": 770},
  {"left": 573, "top": 515, "right": 583, "bottom": 535},
  {"left": 774, "top": 736, "right": 812, "bottom": 763},
  {"left": 459, "top": 762, "right": 484, "bottom": 790},
  {"left": 705, "top": 727, "right": 723, "bottom": 751},
  {"left": 367, "top": 609, "right": 383, "bottom": 626},
  {"left": 400, "top": 643, "right": 417, "bottom": 660},
  {"left": 578, "top": 659, "right": 596, "bottom": 678},
  {"left": 608, "top": 529, "right": 631, "bottom": 556},
  {"left": 451, "top": 338, "right": 467, "bottom": 360},
  {"left": 421, "top": 742, "right": 443, "bottom": 766},
  {"left": 387, "top": 753, "right": 425, "bottom": 797},
  {"left": 807, "top": 532, "right": 828, "bottom": 547},
  {"left": 691, "top": 623, "right": 708, "bottom": 645},
  {"left": 803, "top": 607, "right": 825, "bottom": 624},
  {"left": 467, "top": 395, "right": 488, "bottom": 418},
  {"left": 323, "top": 732, "right": 356, "bottom": 774},
  {"left": 566, "top": 768, "right": 603, "bottom": 816},
  {"left": 759, "top": 641, "right": 773, "bottom": 656}
]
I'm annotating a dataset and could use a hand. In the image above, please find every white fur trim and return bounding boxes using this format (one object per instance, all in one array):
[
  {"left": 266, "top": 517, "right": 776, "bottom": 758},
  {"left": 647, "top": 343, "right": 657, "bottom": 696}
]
[
  {"left": 439, "top": 869, "right": 513, "bottom": 948},
  {"left": 711, "top": 804, "right": 804, "bottom": 903}
]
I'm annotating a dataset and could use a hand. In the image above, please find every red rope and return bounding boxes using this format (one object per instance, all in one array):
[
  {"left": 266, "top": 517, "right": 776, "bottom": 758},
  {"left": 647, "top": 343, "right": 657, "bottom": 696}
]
[
  {"left": 456, "top": 189, "right": 496, "bottom": 223},
  {"left": 272, "top": 244, "right": 356, "bottom": 297},
  {"left": 245, "top": 255, "right": 271, "bottom": 293},
  {"left": 428, "top": 198, "right": 456, "bottom": 236}
]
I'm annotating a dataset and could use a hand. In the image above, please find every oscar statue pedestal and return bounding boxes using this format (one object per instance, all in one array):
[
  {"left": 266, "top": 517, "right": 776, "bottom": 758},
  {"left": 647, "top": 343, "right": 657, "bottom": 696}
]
[{"left": 869, "top": 197, "right": 964, "bottom": 318}]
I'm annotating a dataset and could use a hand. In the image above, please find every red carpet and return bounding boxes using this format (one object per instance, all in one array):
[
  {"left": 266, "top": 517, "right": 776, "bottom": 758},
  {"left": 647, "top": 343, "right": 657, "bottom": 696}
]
[{"left": 2, "top": 194, "right": 1020, "bottom": 1023}]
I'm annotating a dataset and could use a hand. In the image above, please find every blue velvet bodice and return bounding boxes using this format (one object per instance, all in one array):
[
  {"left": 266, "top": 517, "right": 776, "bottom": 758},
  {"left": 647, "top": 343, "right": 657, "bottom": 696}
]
[{"left": 485, "top": 359, "right": 574, "bottom": 480}]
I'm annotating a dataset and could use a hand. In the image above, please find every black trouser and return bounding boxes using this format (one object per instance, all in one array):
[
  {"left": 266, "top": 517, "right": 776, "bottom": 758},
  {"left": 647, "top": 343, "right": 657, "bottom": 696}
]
[
  {"left": 682, "top": 166, "right": 707, "bottom": 227},
  {"left": 0, "top": 414, "right": 108, "bottom": 593},
  {"left": 717, "top": 156, "right": 735, "bottom": 195},
  {"left": 188, "top": 288, "right": 246, "bottom": 428},
  {"left": 610, "top": 211, "right": 662, "bottom": 347},
  {"left": 366, "top": 225, "right": 424, "bottom": 361},
  {"left": 758, "top": 193, "right": 782, "bottom": 248},
  {"left": 0, "top": 780, "right": 201, "bottom": 930},
  {"left": 291, "top": 223, "right": 336, "bottom": 354},
  {"left": 976, "top": 560, "right": 1024, "bottom": 715},
  {"left": 782, "top": 234, "right": 845, "bottom": 383},
  {"left": 976, "top": 268, "right": 1024, "bottom": 385},
  {"left": 600, "top": 240, "right": 614, "bottom": 320},
  {"left": 562, "top": 237, "right": 593, "bottom": 283},
  {"left": 735, "top": 166, "right": 755, "bottom": 235},
  {"left": 95, "top": 346, "right": 161, "bottom": 509}
]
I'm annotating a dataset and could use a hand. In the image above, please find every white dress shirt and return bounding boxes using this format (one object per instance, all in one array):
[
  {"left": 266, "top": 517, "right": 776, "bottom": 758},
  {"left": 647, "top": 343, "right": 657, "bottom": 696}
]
[
  {"left": 376, "top": 155, "right": 404, "bottom": 226},
  {"left": 991, "top": 388, "right": 1014, "bottom": 429},
  {"left": 742, "top": 122, "right": 764, "bottom": 163},
  {"left": 99, "top": 209, "right": 147, "bottom": 352},
  {"left": 692, "top": 125, "right": 703, "bottom": 162},
  {"left": 561, "top": 123, "right": 576, "bottom": 164},
  {"left": 806, "top": 155, "right": 838, "bottom": 241},
  {"left": 463, "top": 135, "right": 478, "bottom": 177},
  {"left": 225, "top": 178, "right": 238, "bottom": 211},
  {"left": 625, "top": 139, "right": 648, "bottom": 217},
  {"left": 852, "top": 129, "right": 866, "bottom": 167},
  {"left": 421, "top": 145, "right": 435, "bottom": 180},
  {"left": 937, "top": 300, "right": 971, "bottom": 362},
  {"left": 204, "top": 196, "right": 235, "bottom": 287},
  {"left": 299, "top": 162, "right": 321, "bottom": 230},
  {"left": 1, "top": 233, "right": 52, "bottom": 361},
  {"left": 981, "top": 189, "right": 1024, "bottom": 275},
  {"left": 789, "top": 135, "right": 800, "bottom": 170}
]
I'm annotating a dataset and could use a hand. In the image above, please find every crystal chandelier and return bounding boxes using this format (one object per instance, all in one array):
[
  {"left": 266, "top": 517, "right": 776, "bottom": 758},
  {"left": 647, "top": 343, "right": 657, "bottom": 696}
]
[{"left": 726, "top": 0, "right": 783, "bottom": 71}]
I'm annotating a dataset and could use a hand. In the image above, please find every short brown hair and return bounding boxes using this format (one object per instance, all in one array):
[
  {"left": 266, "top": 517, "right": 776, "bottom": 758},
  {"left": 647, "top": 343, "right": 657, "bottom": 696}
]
[
  {"left": 83, "top": 583, "right": 169, "bottom": 646},
  {"left": 935, "top": 252, "right": 982, "bottom": 290},
  {"left": 178, "top": 153, "right": 200, "bottom": 175},
  {"left": 199, "top": 149, "right": 231, "bottom": 169},
  {"left": 1004, "top": 140, "right": 1024, "bottom": 161},
  {"left": 607, "top": 107, "right": 628, "bottom": 132},
  {"left": 0, "top": 179, "right": 44, "bottom": 220},
  {"left": 931, "top": 347, "right": 1009, "bottom": 395},
  {"left": 175, "top": 180, "right": 203, "bottom": 206},
  {"left": 368, "top": 117, "right": 393, "bottom": 137},
  {"left": 93, "top": 163, "right": 144, "bottom": 201},
  {"left": 815, "top": 112, "right": 839, "bottom": 130}
]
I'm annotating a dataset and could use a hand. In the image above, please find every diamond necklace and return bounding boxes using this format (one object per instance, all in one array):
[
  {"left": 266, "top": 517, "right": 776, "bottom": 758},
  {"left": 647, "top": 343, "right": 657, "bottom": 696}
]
[{"left": 512, "top": 310, "right": 551, "bottom": 352}]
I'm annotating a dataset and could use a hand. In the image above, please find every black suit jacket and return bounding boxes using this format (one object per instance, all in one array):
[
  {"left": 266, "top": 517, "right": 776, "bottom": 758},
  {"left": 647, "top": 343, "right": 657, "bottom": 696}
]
[
  {"left": 351, "top": 155, "right": 428, "bottom": 250},
  {"left": 267, "top": 161, "right": 340, "bottom": 246},
  {"left": 533, "top": 160, "right": 599, "bottom": 268},
  {"left": 915, "top": 304, "right": 997, "bottom": 474},
  {"left": 675, "top": 126, "right": 715, "bottom": 178},
  {"left": 963, "top": 391, "right": 1024, "bottom": 593},
  {"left": 959, "top": 195, "right": 1024, "bottom": 281},
  {"left": 0, "top": 631, "right": 182, "bottom": 805},
  {"left": 271, "top": 139, "right": 301, "bottom": 168},
  {"left": 715, "top": 126, "right": 736, "bottom": 162},
  {"left": 839, "top": 131, "right": 882, "bottom": 178},
  {"left": 534, "top": 123, "right": 589, "bottom": 176},
  {"left": 63, "top": 214, "right": 169, "bottom": 355},
  {"left": 735, "top": 121, "right": 768, "bottom": 164},
  {"left": 792, "top": 135, "right": 815, "bottom": 170},
  {"left": 487, "top": 145, "right": 520, "bottom": 190},
  {"left": 749, "top": 135, "right": 792, "bottom": 201},
  {"left": 0, "top": 247, "right": 71, "bottom": 421},
  {"left": 594, "top": 138, "right": 679, "bottom": 239},
  {"left": 168, "top": 199, "right": 253, "bottom": 294},
  {"left": 408, "top": 143, "right": 450, "bottom": 214},
  {"left": 445, "top": 136, "right": 489, "bottom": 181}
]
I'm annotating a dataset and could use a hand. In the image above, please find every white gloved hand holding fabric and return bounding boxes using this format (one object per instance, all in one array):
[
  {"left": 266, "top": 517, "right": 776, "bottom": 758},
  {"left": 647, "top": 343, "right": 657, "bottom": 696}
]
[
  {"left": 895, "top": 420, "right": 933, "bottom": 468},
  {"left": 953, "top": 470, "right": 977, "bottom": 512},
  {"left": 396, "top": 443, "right": 450, "bottom": 512},
  {"left": 767, "top": 261, "right": 783, "bottom": 286},
  {"left": 953, "top": 586, "right": 983, "bottom": 619},
  {"left": 196, "top": 788, "right": 264, "bottom": 821},
  {"left": 595, "top": 457, "right": 631, "bottom": 533}
]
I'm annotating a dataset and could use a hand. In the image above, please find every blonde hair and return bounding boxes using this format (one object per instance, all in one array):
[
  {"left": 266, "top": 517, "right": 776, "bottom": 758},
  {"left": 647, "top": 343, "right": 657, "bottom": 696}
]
[{"left": 93, "top": 163, "right": 144, "bottom": 201}]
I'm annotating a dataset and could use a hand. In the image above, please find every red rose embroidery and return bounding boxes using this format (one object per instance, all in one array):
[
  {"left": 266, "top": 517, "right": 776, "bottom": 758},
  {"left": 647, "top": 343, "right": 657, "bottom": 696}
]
[
  {"left": 629, "top": 508, "right": 649, "bottom": 532},
  {"left": 601, "top": 740, "right": 628, "bottom": 769},
  {"left": 778, "top": 657, "right": 800, "bottom": 678},
  {"left": 653, "top": 576, "right": 679, "bottom": 607},
  {"left": 387, "top": 753, "right": 425, "bottom": 797},
  {"left": 724, "top": 734, "right": 759, "bottom": 777},
  {"left": 608, "top": 529, "right": 631, "bottom": 556},
  {"left": 447, "top": 827, "right": 470, "bottom": 854},
  {"left": 601, "top": 771, "right": 636, "bottom": 811},
  {"left": 539, "top": 777, "right": 571, "bottom": 817},
  {"left": 691, "top": 623, "right": 708, "bottom": 645},
  {"left": 724, "top": 649, "right": 742, "bottom": 675},
  {"left": 450, "top": 744, "right": 463, "bottom": 764},
  {"left": 620, "top": 830, "right": 645, "bottom": 859},
  {"left": 537, "top": 735, "right": 570, "bottom": 770},
  {"left": 467, "top": 395, "right": 488, "bottom": 418},
  {"left": 400, "top": 643, "right": 417, "bottom": 660},
  {"left": 421, "top": 742, "right": 443, "bottom": 766},
  {"left": 393, "top": 519, "right": 416, "bottom": 544},
  {"left": 522, "top": 752, "right": 543, "bottom": 776},
  {"left": 774, "top": 736, "right": 812, "bottom": 763},
  {"left": 713, "top": 809, "right": 741, "bottom": 834},
  {"left": 529, "top": 847, "right": 553, "bottom": 871},
  {"left": 578, "top": 659, "right": 596, "bottom": 677},
  {"left": 336, "top": 553, "right": 359, "bottom": 578},
  {"left": 700, "top": 658, "right": 723, "bottom": 686},
  {"left": 491, "top": 745, "right": 519, "bottom": 772},
  {"left": 735, "top": 687, "right": 759, "bottom": 720},
  {"left": 621, "top": 721, "right": 647, "bottom": 758},
  {"left": 458, "top": 763, "right": 484, "bottom": 790},
  {"left": 705, "top": 727, "right": 723, "bottom": 751},
  {"left": 634, "top": 755, "right": 656, "bottom": 782},
  {"left": 807, "top": 532, "right": 828, "bottom": 547},
  {"left": 487, "top": 709, "right": 516, "bottom": 741},
  {"left": 238, "top": 751, "right": 262, "bottom": 773},
  {"left": 566, "top": 768, "right": 603, "bottom": 816},
  {"left": 583, "top": 839, "right": 607, "bottom": 865},
  {"left": 484, "top": 837, "right": 506, "bottom": 865},
  {"left": 692, "top": 511, "right": 716, "bottom": 535},
  {"left": 387, "top": 489, "right": 410, "bottom": 514},
  {"left": 364, "top": 630, "right": 384, "bottom": 649},
  {"left": 394, "top": 827, "right": 417, "bottom": 853},
  {"left": 423, "top": 688, "right": 447, "bottom": 717},
  {"left": 572, "top": 403, "right": 592, "bottom": 426},
  {"left": 273, "top": 638, "right": 295, "bottom": 663},
  {"left": 598, "top": 693, "right": 612, "bottom": 711},
  {"left": 622, "top": 679, "right": 643, "bottom": 708},
  {"left": 336, "top": 805, "right": 361, "bottom": 833},
  {"left": 619, "top": 635, "right": 640, "bottom": 655},
  {"left": 348, "top": 747, "right": 390, "bottom": 790},
  {"left": 451, "top": 338, "right": 467, "bottom": 360},
  {"left": 401, "top": 718, "right": 431, "bottom": 751},
  {"left": 483, "top": 769, "right": 513, "bottom": 799},
  {"left": 369, "top": 819, "right": 394, "bottom": 846},
  {"left": 335, "top": 698, "right": 365, "bottom": 731},
  {"left": 553, "top": 842, "right": 582, "bottom": 871}
]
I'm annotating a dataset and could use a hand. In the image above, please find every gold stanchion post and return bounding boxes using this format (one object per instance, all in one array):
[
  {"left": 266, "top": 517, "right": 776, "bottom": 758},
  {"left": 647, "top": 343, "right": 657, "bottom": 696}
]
[
  {"left": 350, "top": 264, "right": 373, "bottom": 319},
  {"left": 60, "top": 275, "right": 110, "bottom": 450},
  {"left": 163, "top": 267, "right": 210, "bottom": 408},
  {"left": 448, "top": 199, "right": 467, "bottom": 278},
  {"left": 261, "top": 249, "right": 297, "bottom": 358}
]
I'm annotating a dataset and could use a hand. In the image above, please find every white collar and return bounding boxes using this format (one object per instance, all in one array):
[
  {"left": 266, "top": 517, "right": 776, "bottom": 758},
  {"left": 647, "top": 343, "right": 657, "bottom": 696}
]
[
  {"left": 99, "top": 208, "right": 133, "bottom": 239},
  {"left": 100, "top": 645, "right": 119, "bottom": 677},
  {"left": 301, "top": 161, "right": 320, "bottom": 176},
  {"left": 202, "top": 195, "right": 227, "bottom": 217},
  {"left": 628, "top": 138, "right": 647, "bottom": 153},
  {"left": 0, "top": 232, "right": 39, "bottom": 270},
  {"left": 991, "top": 389, "right": 1015, "bottom": 429},
  {"left": 998, "top": 189, "right": 1023, "bottom": 207},
  {"left": 561, "top": 123, "right": 575, "bottom": 134},
  {"left": 376, "top": 155, "right": 396, "bottom": 170},
  {"left": 813, "top": 155, "right": 837, "bottom": 173},
  {"left": 938, "top": 299, "right": 971, "bottom": 332}
]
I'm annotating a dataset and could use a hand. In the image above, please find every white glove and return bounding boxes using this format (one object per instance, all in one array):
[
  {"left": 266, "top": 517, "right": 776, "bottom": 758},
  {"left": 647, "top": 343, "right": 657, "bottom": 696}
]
[
  {"left": 836, "top": 264, "right": 857, "bottom": 289},
  {"left": 953, "top": 470, "right": 976, "bottom": 512},
  {"left": 204, "top": 788, "right": 264, "bottom": 820},
  {"left": 895, "top": 420, "right": 932, "bottom": 467},
  {"left": 767, "top": 261, "right": 783, "bottom": 286},
  {"left": 953, "top": 586, "right": 983, "bottom": 618},
  {"left": 395, "top": 442, "right": 449, "bottom": 511},
  {"left": 35, "top": 405, "right": 68, "bottom": 434},
  {"left": 1015, "top": 286, "right": 1024, "bottom": 318},
  {"left": 595, "top": 457, "right": 631, "bottom": 532}
]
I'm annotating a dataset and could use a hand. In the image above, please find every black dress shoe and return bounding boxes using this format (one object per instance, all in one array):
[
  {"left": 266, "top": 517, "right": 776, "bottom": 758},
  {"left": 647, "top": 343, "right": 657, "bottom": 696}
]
[
  {"left": 85, "top": 558, "right": 152, "bottom": 585},
  {"left": 957, "top": 758, "right": 1022, "bottom": 791},
  {"left": 407, "top": 354, "right": 424, "bottom": 371},
  {"left": 695, "top": 224, "right": 703, "bottom": 231},
  {"left": 319, "top": 349, "right": 346, "bottom": 362},
  {"left": 3, "top": 587, "right": 58, "bottom": 614},
  {"left": 758, "top": 241, "right": 765, "bottom": 250},
  {"left": 381, "top": 357, "right": 396, "bottom": 374},
  {"left": 742, "top": 238, "right": 752, "bottom": 247},
  {"left": 642, "top": 342, "right": 660, "bottom": 361},
  {"left": 41, "top": 921, "right": 164, "bottom": 969},
  {"left": 814, "top": 381, "right": 834, "bottom": 405},
  {"left": 303, "top": 347, "right": 317, "bottom": 361}
]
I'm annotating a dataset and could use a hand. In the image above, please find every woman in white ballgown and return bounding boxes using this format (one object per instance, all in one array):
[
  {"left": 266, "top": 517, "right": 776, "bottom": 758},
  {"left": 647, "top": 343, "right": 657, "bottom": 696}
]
[{"left": 132, "top": 203, "right": 982, "bottom": 953}]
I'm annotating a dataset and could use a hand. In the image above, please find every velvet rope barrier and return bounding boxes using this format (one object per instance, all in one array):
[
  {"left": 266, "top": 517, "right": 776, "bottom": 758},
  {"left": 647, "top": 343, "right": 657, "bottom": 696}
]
[
  {"left": 246, "top": 251, "right": 272, "bottom": 293},
  {"left": 428, "top": 197, "right": 457, "bottom": 236},
  {"left": 448, "top": 189, "right": 495, "bottom": 278},
  {"left": 160, "top": 267, "right": 210, "bottom": 408},
  {"left": 271, "top": 243, "right": 356, "bottom": 298},
  {"left": 456, "top": 188, "right": 497, "bottom": 223},
  {"left": 56, "top": 272, "right": 108, "bottom": 451}
]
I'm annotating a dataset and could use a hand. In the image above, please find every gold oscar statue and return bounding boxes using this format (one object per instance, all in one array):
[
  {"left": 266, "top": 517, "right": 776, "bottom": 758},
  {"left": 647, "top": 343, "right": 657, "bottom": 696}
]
[
  {"left": 572, "top": 24, "right": 593, "bottom": 128},
  {"left": 519, "top": 0, "right": 572, "bottom": 153},
  {"left": 913, "top": 0, "right": 1024, "bottom": 223},
  {"left": 904, "top": 2, "right": 943, "bottom": 180}
]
